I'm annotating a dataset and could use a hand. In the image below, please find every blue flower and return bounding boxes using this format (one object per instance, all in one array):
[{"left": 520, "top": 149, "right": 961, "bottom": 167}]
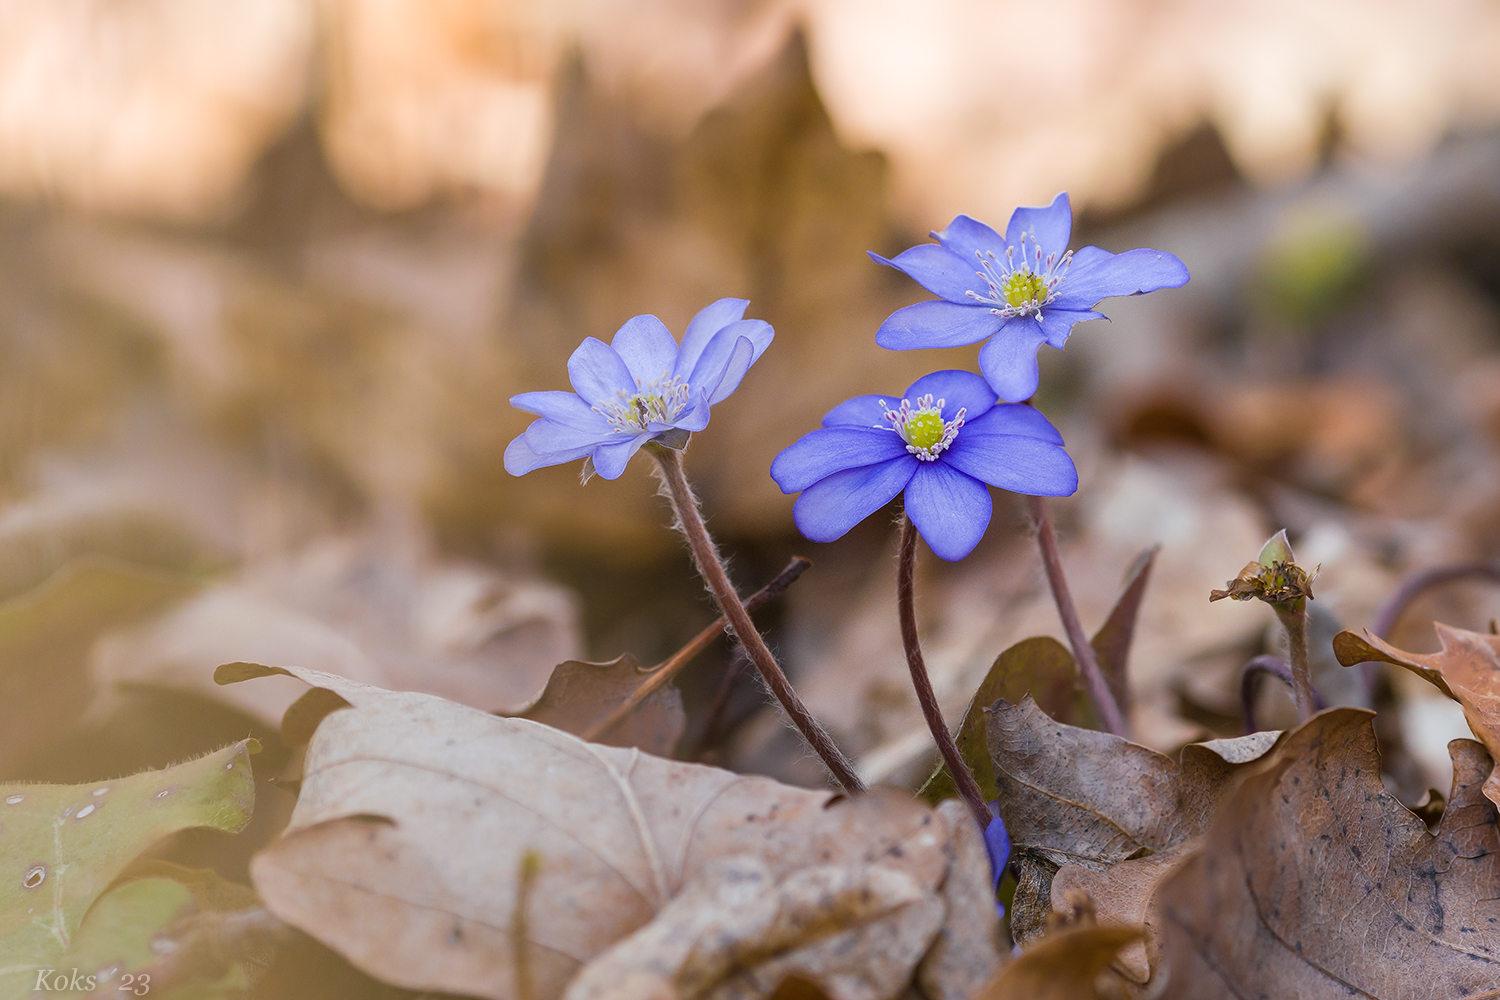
[
  {"left": 870, "top": 193, "right": 1189, "bottom": 402},
  {"left": 770, "top": 370, "right": 1077, "bottom": 561},
  {"left": 504, "top": 299, "right": 773, "bottom": 480}
]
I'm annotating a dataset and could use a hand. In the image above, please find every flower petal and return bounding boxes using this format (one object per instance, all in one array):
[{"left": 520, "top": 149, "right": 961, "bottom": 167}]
[
  {"left": 568, "top": 337, "right": 635, "bottom": 407},
  {"left": 943, "top": 431, "right": 1078, "bottom": 496},
  {"left": 1036, "top": 307, "right": 1106, "bottom": 349},
  {"left": 905, "top": 462, "right": 992, "bottom": 561},
  {"left": 590, "top": 434, "right": 648, "bottom": 480},
  {"left": 1051, "top": 246, "right": 1189, "bottom": 309},
  {"left": 821, "top": 394, "right": 892, "bottom": 428},
  {"left": 524, "top": 418, "right": 614, "bottom": 455},
  {"left": 771, "top": 426, "right": 910, "bottom": 494},
  {"left": 1005, "top": 192, "right": 1072, "bottom": 260},
  {"left": 792, "top": 458, "right": 918, "bottom": 543},
  {"left": 961, "top": 402, "right": 1064, "bottom": 444},
  {"left": 868, "top": 244, "right": 982, "bottom": 303},
  {"left": 663, "top": 392, "right": 711, "bottom": 433},
  {"left": 509, "top": 390, "right": 610, "bottom": 431},
  {"left": 932, "top": 214, "right": 1008, "bottom": 262},
  {"left": 611, "top": 314, "right": 680, "bottom": 383},
  {"left": 977, "top": 320, "right": 1048, "bottom": 402},
  {"left": 504, "top": 433, "right": 594, "bottom": 476},
  {"left": 876, "top": 300, "right": 1004, "bottom": 350},
  {"left": 677, "top": 297, "right": 749, "bottom": 376},
  {"left": 903, "top": 370, "right": 997, "bottom": 422}
]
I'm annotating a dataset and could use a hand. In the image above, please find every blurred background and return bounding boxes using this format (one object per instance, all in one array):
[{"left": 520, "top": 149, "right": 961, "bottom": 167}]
[{"left": 5, "top": 0, "right": 1500, "bottom": 985}]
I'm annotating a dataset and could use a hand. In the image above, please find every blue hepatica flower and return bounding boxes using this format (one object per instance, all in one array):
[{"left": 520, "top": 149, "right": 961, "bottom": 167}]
[
  {"left": 870, "top": 192, "right": 1189, "bottom": 402},
  {"left": 770, "top": 370, "right": 1077, "bottom": 561},
  {"left": 505, "top": 299, "right": 772, "bottom": 480}
]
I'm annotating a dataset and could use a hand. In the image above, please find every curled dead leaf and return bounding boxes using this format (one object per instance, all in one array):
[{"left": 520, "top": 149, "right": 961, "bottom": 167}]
[
  {"left": 1159, "top": 708, "right": 1500, "bottom": 998},
  {"left": 219, "top": 663, "right": 1001, "bottom": 1000},
  {"left": 1333, "top": 623, "right": 1500, "bottom": 806}
]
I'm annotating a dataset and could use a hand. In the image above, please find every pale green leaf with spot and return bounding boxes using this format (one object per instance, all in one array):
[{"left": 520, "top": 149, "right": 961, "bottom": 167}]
[{"left": 0, "top": 740, "right": 258, "bottom": 998}]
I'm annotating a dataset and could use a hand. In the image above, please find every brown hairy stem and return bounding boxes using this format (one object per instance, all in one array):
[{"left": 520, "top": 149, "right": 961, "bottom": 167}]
[
  {"left": 1275, "top": 603, "right": 1317, "bottom": 723},
  {"left": 898, "top": 513, "right": 991, "bottom": 830},
  {"left": 582, "top": 556, "right": 811, "bottom": 742},
  {"left": 1027, "top": 495, "right": 1129, "bottom": 737},
  {"left": 650, "top": 446, "right": 864, "bottom": 794}
]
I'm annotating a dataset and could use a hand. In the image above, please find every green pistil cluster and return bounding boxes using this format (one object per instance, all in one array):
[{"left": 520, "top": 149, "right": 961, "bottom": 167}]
[
  {"left": 881, "top": 393, "right": 966, "bottom": 462},
  {"left": 1002, "top": 270, "right": 1048, "bottom": 309},
  {"left": 595, "top": 374, "right": 693, "bottom": 433}
]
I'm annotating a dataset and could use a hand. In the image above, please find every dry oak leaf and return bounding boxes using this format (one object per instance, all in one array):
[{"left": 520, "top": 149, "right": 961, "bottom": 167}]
[
  {"left": 1158, "top": 708, "right": 1500, "bottom": 999},
  {"left": 1335, "top": 623, "right": 1500, "bottom": 808},
  {"left": 510, "top": 653, "right": 685, "bottom": 757},
  {"left": 217, "top": 662, "right": 1000, "bottom": 1000},
  {"left": 973, "top": 923, "right": 1145, "bottom": 1000},
  {"left": 986, "top": 696, "right": 1278, "bottom": 973}
]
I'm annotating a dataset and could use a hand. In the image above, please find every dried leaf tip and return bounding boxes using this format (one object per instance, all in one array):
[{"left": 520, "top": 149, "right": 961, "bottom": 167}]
[{"left": 1209, "top": 530, "right": 1318, "bottom": 606}]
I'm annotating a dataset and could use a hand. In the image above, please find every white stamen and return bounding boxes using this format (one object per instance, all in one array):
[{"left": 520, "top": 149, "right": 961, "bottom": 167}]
[
  {"left": 877, "top": 393, "right": 966, "bottom": 462},
  {"left": 962, "top": 232, "right": 1073, "bottom": 320},
  {"left": 592, "top": 371, "right": 693, "bottom": 434}
]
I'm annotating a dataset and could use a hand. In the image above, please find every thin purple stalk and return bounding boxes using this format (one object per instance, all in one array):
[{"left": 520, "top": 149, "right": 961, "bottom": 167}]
[
  {"left": 651, "top": 446, "right": 865, "bottom": 795},
  {"left": 1027, "top": 496, "right": 1129, "bottom": 737},
  {"left": 898, "top": 512, "right": 990, "bottom": 830},
  {"left": 1354, "top": 562, "right": 1500, "bottom": 695}
]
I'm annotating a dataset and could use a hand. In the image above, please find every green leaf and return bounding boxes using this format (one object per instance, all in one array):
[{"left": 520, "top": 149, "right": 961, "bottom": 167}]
[
  {"left": 920, "top": 637, "right": 1087, "bottom": 805},
  {"left": 48, "top": 863, "right": 267, "bottom": 1000},
  {"left": 0, "top": 740, "right": 258, "bottom": 998}
]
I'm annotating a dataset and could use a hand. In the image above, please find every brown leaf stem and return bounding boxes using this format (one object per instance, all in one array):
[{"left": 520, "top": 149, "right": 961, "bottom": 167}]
[
  {"left": 650, "top": 446, "right": 864, "bottom": 794},
  {"left": 1274, "top": 603, "right": 1316, "bottom": 723},
  {"left": 1027, "top": 496, "right": 1129, "bottom": 737},
  {"left": 898, "top": 512, "right": 991, "bottom": 831},
  {"left": 582, "top": 555, "right": 812, "bottom": 742},
  {"left": 1240, "top": 654, "right": 1325, "bottom": 733}
]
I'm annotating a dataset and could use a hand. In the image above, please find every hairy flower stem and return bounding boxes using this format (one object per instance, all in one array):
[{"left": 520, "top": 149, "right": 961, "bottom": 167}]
[
  {"left": 1275, "top": 603, "right": 1317, "bottom": 723},
  {"left": 650, "top": 446, "right": 865, "bottom": 794},
  {"left": 1027, "top": 496, "right": 1129, "bottom": 738},
  {"left": 898, "top": 513, "right": 991, "bottom": 831}
]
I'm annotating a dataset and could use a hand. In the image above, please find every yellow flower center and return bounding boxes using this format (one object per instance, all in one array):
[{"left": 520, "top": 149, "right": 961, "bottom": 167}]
[
  {"left": 1002, "top": 270, "right": 1048, "bottom": 309},
  {"left": 904, "top": 411, "right": 945, "bottom": 451}
]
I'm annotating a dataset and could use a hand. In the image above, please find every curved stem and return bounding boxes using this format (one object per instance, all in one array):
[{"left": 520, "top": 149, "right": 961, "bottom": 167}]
[
  {"left": 1240, "top": 654, "right": 1326, "bottom": 733},
  {"left": 1027, "top": 496, "right": 1129, "bottom": 737},
  {"left": 1372, "top": 562, "right": 1500, "bottom": 638},
  {"left": 898, "top": 514, "right": 991, "bottom": 830},
  {"left": 1274, "top": 604, "right": 1317, "bottom": 723},
  {"left": 650, "top": 447, "right": 864, "bottom": 794},
  {"left": 583, "top": 556, "right": 811, "bottom": 742}
]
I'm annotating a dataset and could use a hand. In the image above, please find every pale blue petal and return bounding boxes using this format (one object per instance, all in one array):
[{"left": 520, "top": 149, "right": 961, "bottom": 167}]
[
  {"left": 960, "top": 403, "right": 1064, "bottom": 444},
  {"left": 903, "top": 370, "right": 997, "bottom": 422},
  {"left": 792, "top": 458, "right": 918, "bottom": 543},
  {"left": 665, "top": 393, "right": 711, "bottom": 433},
  {"left": 504, "top": 433, "right": 594, "bottom": 476},
  {"left": 1036, "top": 307, "right": 1106, "bottom": 349},
  {"left": 1005, "top": 193, "right": 1072, "bottom": 260},
  {"left": 932, "top": 214, "right": 1008, "bottom": 262},
  {"left": 568, "top": 337, "right": 635, "bottom": 407},
  {"left": 1051, "top": 246, "right": 1189, "bottom": 309},
  {"left": 611, "top": 314, "right": 680, "bottom": 384},
  {"left": 509, "top": 390, "right": 610, "bottom": 431},
  {"left": 977, "top": 320, "right": 1048, "bottom": 402},
  {"left": 942, "top": 432, "right": 1078, "bottom": 496},
  {"left": 706, "top": 336, "right": 756, "bottom": 406},
  {"left": 771, "top": 427, "right": 909, "bottom": 494},
  {"left": 905, "top": 462, "right": 992, "bottom": 561},
  {"left": 678, "top": 298, "right": 749, "bottom": 376},
  {"left": 868, "top": 244, "right": 983, "bottom": 304},
  {"left": 524, "top": 418, "right": 615, "bottom": 454},
  {"left": 876, "top": 300, "right": 1004, "bottom": 350},
  {"left": 591, "top": 435, "right": 648, "bottom": 480},
  {"left": 822, "top": 394, "right": 892, "bottom": 428}
]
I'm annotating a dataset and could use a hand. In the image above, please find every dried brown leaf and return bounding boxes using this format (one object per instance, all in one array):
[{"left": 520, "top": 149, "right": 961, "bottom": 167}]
[
  {"left": 1159, "top": 708, "right": 1500, "bottom": 998},
  {"left": 219, "top": 663, "right": 997, "bottom": 1000},
  {"left": 987, "top": 696, "right": 1278, "bottom": 979},
  {"left": 511, "top": 654, "right": 685, "bottom": 756},
  {"left": 1090, "top": 546, "right": 1158, "bottom": 716},
  {"left": 1334, "top": 624, "right": 1500, "bottom": 806},
  {"left": 973, "top": 923, "right": 1144, "bottom": 1000},
  {"left": 97, "top": 533, "right": 581, "bottom": 727}
]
